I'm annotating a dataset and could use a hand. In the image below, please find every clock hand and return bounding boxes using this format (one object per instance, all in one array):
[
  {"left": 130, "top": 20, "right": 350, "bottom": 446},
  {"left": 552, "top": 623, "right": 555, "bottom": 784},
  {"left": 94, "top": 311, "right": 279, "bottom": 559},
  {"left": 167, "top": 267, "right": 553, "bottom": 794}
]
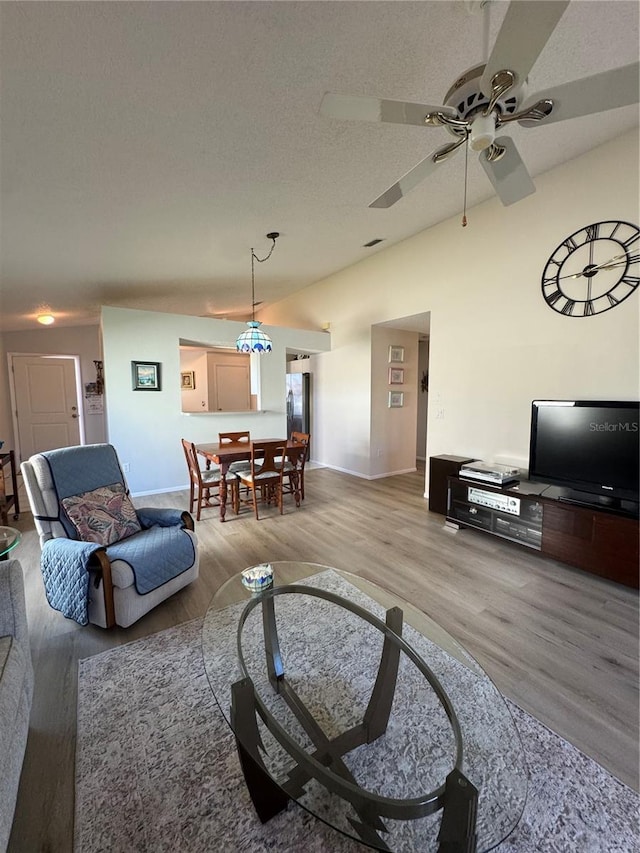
[
  {"left": 556, "top": 255, "right": 628, "bottom": 281},
  {"left": 598, "top": 255, "right": 628, "bottom": 269},
  {"left": 587, "top": 239, "right": 594, "bottom": 302}
]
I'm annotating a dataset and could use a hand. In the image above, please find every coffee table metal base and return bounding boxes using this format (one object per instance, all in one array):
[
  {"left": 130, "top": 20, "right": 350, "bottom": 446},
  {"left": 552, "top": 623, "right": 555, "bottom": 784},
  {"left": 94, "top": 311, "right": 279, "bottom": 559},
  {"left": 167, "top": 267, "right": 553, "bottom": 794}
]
[
  {"left": 231, "top": 677, "right": 290, "bottom": 823},
  {"left": 231, "top": 587, "right": 479, "bottom": 852}
]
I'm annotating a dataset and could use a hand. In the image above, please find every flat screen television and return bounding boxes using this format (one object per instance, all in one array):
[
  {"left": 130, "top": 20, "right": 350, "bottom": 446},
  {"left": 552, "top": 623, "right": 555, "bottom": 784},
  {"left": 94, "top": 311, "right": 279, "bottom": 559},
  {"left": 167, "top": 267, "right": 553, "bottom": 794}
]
[{"left": 528, "top": 400, "right": 639, "bottom": 512}]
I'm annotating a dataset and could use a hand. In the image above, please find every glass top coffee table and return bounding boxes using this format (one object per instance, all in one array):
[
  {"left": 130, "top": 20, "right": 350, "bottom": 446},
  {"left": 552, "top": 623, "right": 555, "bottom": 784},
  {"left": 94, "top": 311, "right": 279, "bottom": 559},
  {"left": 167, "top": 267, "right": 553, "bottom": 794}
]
[
  {"left": 202, "top": 562, "right": 527, "bottom": 852},
  {"left": 0, "top": 526, "right": 21, "bottom": 560}
]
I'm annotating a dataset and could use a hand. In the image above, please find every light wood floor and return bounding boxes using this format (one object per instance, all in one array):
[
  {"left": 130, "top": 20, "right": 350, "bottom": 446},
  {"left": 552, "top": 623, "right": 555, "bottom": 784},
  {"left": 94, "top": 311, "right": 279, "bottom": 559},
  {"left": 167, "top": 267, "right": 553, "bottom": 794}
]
[{"left": 7, "top": 465, "right": 639, "bottom": 852}]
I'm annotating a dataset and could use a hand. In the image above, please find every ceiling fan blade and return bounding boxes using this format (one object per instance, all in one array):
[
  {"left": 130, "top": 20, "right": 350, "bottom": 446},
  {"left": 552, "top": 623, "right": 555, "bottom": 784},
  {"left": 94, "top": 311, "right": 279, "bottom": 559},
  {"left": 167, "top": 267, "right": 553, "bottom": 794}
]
[
  {"left": 369, "top": 150, "right": 444, "bottom": 208},
  {"left": 517, "top": 62, "right": 640, "bottom": 126},
  {"left": 480, "top": 0, "right": 570, "bottom": 96},
  {"left": 320, "top": 92, "right": 457, "bottom": 127},
  {"left": 480, "top": 137, "right": 536, "bottom": 206}
]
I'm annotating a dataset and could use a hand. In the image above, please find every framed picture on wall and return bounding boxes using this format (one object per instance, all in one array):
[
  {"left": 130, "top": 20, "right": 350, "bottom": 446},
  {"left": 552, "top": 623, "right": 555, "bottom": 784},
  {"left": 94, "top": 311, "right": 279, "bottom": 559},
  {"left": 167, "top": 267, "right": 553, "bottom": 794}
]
[
  {"left": 181, "top": 371, "right": 195, "bottom": 390},
  {"left": 388, "top": 391, "right": 404, "bottom": 408},
  {"left": 132, "top": 361, "right": 161, "bottom": 391},
  {"left": 388, "top": 367, "right": 404, "bottom": 385},
  {"left": 388, "top": 345, "right": 405, "bottom": 363}
]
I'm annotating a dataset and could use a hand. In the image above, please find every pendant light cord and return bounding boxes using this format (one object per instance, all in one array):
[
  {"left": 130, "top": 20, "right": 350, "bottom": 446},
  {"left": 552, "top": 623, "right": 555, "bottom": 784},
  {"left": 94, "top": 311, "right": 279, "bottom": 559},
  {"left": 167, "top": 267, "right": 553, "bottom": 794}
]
[
  {"left": 250, "top": 250, "right": 256, "bottom": 322},
  {"left": 250, "top": 233, "right": 278, "bottom": 321}
]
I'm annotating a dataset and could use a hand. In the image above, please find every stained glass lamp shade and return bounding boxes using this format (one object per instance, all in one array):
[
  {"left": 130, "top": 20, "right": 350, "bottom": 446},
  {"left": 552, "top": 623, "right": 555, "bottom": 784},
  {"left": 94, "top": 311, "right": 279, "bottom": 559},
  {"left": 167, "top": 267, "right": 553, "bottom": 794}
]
[{"left": 236, "top": 321, "right": 272, "bottom": 353}]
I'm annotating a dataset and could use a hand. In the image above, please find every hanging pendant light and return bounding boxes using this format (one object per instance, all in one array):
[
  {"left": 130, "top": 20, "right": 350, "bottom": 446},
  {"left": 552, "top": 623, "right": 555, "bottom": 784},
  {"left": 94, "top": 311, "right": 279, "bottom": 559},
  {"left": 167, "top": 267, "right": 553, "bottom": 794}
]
[
  {"left": 236, "top": 232, "right": 279, "bottom": 354},
  {"left": 236, "top": 319, "right": 272, "bottom": 353}
]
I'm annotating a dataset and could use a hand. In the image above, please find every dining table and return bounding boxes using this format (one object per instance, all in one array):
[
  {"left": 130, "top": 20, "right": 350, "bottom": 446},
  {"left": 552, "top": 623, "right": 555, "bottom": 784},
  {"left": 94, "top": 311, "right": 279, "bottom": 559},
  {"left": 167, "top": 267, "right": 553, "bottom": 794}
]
[{"left": 197, "top": 439, "right": 302, "bottom": 522}]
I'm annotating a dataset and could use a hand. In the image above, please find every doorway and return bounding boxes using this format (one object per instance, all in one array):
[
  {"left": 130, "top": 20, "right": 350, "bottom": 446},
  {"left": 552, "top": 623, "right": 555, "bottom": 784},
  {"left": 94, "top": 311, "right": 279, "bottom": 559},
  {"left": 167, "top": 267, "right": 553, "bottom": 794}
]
[
  {"left": 375, "top": 312, "right": 431, "bottom": 494},
  {"left": 417, "top": 336, "right": 430, "bottom": 463},
  {"left": 9, "top": 354, "right": 84, "bottom": 463}
]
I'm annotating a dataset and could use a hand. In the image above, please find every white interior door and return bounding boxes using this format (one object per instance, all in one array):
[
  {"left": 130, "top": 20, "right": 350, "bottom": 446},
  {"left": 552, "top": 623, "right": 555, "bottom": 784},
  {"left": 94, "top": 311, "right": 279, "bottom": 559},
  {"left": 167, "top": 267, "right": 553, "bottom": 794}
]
[
  {"left": 12, "top": 355, "right": 81, "bottom": 461},
  {"left": 212, "top": 363, "right": 251, "bottom": 411},
  {"left": 206, "top": 351, "right": 251, "bottom": 411}
]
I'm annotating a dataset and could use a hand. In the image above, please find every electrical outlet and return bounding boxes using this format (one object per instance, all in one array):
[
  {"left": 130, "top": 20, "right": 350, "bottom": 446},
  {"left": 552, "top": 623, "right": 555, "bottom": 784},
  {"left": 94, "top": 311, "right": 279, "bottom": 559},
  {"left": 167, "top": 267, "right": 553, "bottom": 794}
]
[{"left": 122, "top": 462, "right": 130, "bottom": 473}]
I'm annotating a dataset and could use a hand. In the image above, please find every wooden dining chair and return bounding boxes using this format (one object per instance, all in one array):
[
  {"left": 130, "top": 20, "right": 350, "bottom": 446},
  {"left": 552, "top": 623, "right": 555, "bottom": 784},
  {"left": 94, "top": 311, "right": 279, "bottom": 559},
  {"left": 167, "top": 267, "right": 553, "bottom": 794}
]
[
  {"left": 218, "top": 431, "right": 252, "bottom": 473},
  {"left": 236, "top": 440, "right": 289, "bottom": 520},
  {"left": 282, "top": 432, "right": 310, "bottom": 501},
  {"left": 181, "top": 439, "right": 238, "bottom": 521}
]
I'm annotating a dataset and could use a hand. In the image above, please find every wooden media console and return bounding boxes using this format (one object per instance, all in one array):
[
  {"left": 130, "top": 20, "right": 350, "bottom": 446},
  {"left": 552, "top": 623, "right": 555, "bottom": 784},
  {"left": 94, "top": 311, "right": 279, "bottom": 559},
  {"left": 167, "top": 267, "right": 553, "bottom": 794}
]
[{"left": 445, "top": 475, "right": 639, "bottom": 589}]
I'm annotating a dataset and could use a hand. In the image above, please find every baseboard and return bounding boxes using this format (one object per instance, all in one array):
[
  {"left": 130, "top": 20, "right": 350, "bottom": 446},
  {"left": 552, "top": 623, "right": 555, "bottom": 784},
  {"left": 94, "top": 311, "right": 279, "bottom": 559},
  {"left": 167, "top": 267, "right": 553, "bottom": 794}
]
[
  {"left": 131, "top": 462, "right": 418, "bottom": 494},
  {"left": 321, "top": 463, "right": 417, "bottom": 480},
  {"left": 130, "top": 483, "right": 190, "bottom": 498}
]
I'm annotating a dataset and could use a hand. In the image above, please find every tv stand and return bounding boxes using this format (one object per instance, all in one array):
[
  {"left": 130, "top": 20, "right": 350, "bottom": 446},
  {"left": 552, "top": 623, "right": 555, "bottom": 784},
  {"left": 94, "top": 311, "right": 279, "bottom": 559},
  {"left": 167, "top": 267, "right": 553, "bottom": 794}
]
[
  {"left": 556, "top": 489, "right": 639, "bottom": 519},
  {"left": 447, "top": 477, "right": 639, "bottom": 589}
]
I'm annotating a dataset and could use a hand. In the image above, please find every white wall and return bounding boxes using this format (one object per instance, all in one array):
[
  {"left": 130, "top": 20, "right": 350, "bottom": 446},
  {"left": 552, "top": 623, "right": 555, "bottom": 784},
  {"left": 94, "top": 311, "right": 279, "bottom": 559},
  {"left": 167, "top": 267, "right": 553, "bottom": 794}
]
[
  {"left": 101, "top": 306, "right": 330, "bottom": 494},
  {"left": 0, "top": 324, "right": 106, "bottom": 456},
  {"left": 370, "top": 326, "right": 418, "bottom": 478},
  {"left": 179, "top": 349, "right": 209, "bottom": 412},
  {"left": 304, "top": 332, "right": 372, "bottom": 475},
  {"left": 260, "top": 131, "right": 640, "bottom": 486}
]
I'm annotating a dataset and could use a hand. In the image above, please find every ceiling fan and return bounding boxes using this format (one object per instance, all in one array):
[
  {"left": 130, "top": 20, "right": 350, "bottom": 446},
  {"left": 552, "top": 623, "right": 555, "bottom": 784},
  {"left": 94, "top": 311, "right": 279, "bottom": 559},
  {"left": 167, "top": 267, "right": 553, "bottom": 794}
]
[{"left": 320, "top": 0, "right": 639, "bottom": 209}]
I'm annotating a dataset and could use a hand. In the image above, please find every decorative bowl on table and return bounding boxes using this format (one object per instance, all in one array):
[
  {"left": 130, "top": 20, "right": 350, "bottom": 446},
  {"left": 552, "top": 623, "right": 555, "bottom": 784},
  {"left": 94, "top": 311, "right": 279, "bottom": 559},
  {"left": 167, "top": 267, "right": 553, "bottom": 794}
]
[{"left": 241, "top": 563, "right": 274, "bottom": 593}]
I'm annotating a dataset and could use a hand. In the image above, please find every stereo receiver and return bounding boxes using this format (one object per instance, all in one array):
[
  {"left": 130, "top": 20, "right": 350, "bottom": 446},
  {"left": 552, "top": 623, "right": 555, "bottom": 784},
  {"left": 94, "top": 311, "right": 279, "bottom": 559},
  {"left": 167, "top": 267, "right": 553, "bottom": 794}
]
[{"left": 468, "top": 487, "right": 521, "bottom": 515}]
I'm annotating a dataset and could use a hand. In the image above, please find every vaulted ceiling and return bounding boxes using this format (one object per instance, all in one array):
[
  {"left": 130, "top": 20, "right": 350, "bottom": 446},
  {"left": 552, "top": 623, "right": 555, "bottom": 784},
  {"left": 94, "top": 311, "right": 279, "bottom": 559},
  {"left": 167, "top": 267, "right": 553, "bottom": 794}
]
[{"left": 1, "top": 1, "right": 638, "bottom": 331}]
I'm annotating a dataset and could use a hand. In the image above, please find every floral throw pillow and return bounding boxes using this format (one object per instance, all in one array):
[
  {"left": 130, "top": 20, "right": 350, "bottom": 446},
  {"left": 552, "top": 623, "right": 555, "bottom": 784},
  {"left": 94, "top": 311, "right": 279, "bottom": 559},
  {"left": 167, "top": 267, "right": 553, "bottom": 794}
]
[{"left": 61, "top": 483, "right": 142, "bottom": 545}]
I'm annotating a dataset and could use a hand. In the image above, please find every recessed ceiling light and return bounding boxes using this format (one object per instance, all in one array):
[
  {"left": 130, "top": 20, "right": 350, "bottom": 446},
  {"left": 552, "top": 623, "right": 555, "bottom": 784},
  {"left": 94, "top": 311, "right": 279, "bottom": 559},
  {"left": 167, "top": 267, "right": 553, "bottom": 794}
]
[
  {"left": 363, "top": 238, "right": 384, "bottom": 248},
  {"left": 37, "top": 314, "right": 55, "bottom": 325}
]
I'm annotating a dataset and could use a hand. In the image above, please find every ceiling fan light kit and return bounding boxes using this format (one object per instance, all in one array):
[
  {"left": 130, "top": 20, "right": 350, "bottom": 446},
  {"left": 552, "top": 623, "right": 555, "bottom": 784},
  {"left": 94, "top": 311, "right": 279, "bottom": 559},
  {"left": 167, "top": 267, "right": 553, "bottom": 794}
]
[
  {"left": 469, "top": 113, "right": 496, "bottom": 151},
  {"left": 319, "top": 0, "right": 639, "bottom": 214}
]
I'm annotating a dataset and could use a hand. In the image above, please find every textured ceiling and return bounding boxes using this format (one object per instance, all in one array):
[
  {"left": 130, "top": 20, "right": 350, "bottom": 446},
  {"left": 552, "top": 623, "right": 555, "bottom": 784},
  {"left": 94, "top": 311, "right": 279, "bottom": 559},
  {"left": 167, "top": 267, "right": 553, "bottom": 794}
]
[{"left": 1, "top": 1, "right": 638, "bottom": 331}]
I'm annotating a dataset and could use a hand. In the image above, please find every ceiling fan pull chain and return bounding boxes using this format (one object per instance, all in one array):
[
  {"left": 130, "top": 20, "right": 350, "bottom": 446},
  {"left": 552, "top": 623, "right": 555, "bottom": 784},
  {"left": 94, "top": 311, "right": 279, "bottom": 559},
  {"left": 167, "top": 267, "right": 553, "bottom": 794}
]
[{"left": 462, "top": 133, "right": 470, "bottom": 227}]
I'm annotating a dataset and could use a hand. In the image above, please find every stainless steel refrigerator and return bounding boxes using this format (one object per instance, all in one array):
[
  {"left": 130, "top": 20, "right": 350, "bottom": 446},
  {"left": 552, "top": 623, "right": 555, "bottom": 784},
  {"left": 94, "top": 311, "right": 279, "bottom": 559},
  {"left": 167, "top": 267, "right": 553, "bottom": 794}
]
[{"left": 286, "top": 373, "right": 310, "bottom": 438}]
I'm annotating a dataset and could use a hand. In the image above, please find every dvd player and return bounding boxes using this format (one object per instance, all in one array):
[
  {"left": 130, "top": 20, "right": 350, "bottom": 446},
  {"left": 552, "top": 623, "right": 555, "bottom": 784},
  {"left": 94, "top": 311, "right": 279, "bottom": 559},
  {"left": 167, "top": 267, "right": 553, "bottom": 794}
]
[{"left": 460, "top": 461, "right": 520, "bottom": 486}]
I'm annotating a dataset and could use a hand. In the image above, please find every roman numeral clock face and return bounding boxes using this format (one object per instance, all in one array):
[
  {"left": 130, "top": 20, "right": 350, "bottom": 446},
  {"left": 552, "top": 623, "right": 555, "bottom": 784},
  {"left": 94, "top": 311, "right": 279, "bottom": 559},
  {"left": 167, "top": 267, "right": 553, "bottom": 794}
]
[{"left": 542, "top": 221, "right": 639, "bottom": 316}]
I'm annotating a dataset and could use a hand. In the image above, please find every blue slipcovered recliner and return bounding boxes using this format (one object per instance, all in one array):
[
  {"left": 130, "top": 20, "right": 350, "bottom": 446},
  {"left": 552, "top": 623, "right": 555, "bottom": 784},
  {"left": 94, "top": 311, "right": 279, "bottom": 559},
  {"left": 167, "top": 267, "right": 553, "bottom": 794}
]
[{"left": 21, "top": 444, "right": 199, "bottom": 628}]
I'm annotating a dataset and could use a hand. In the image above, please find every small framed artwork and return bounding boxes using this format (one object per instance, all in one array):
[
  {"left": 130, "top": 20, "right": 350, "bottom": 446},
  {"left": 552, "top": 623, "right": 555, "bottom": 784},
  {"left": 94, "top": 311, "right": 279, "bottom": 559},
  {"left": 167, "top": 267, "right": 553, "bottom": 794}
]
[
  {"left": 131, "top": 361, "right": 161, "bottom": 391},
  {"left": 181, "top": 371, "right": 196, "bottom": 390},
  {"left": 388, "top": 345, "right": 405, "bottom": 363},
  {"left": 388, "top": 391, "right": 404, "bottom": 408},
  {"left": 388, "top": 367, "right": 404, "bottom": 385}
]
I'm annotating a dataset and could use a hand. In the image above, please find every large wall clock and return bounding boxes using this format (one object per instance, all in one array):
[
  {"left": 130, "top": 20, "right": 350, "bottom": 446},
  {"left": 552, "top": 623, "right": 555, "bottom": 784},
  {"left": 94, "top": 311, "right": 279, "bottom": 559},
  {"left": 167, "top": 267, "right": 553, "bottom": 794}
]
[{"left": 541, "top": 220, "right": 639, "bottom": 317}]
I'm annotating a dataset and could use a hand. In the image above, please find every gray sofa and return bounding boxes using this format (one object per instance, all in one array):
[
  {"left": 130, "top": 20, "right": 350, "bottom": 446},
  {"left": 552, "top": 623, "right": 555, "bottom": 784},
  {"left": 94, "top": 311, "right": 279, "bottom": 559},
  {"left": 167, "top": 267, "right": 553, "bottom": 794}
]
[{"left": 0, "top": 559, "right": 33, "bottom": 852}]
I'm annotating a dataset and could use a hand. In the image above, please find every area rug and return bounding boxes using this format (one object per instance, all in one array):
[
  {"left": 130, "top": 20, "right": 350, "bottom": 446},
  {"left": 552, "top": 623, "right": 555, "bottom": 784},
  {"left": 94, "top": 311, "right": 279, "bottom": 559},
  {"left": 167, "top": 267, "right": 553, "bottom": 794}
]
[{"left": 76, "top": 604, "right": 639, "bottom": 853}]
